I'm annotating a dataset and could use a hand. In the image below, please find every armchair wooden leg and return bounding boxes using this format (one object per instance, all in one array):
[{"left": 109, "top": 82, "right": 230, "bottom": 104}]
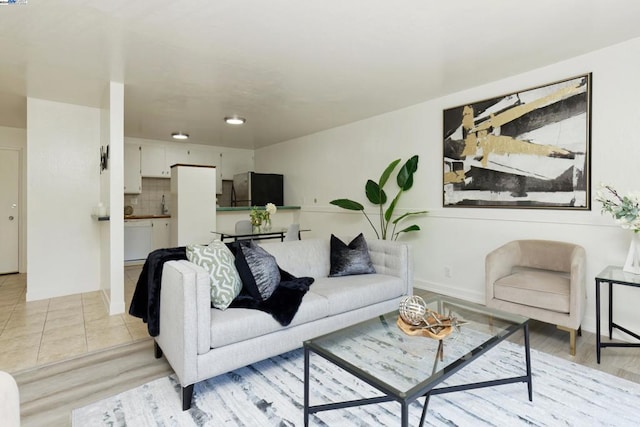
[{"left": 557, "top": 325, "right": 577, "bottom": 356}]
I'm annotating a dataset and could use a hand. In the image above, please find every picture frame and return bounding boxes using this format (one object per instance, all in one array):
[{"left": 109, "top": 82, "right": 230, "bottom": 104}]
[{"left": 443, "top": 73, "right": 591, "bottom": 210}]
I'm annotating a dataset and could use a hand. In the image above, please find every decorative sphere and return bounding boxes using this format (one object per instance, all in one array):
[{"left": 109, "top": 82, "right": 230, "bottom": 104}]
[{"left": 399, "top": 295, "right": 427, "bottom": 325}]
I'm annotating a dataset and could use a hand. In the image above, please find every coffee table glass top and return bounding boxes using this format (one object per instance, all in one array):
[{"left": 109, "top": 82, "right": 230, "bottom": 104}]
[{"left": 305, "top": 295, "right": 528, "bottom": 399}]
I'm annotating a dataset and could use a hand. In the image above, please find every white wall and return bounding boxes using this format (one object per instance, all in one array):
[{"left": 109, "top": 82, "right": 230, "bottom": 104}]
[
  {"left": 99, "top": 82, "right": 125, "bottom": 314},
  {"left": 0, "top": 126, "right": 27, "bottom": 273},
  {"left": 108, "top": 82, "right": 125, "bottom": 314},
  {"left": 256, "top": 36, "right": 640, "bottom": 339},
  {"left": 100, "top": 87, "right": 111, "bottom": 299},
  {"left": 27, "top": 98, "right": 102, "bottom": 300}
]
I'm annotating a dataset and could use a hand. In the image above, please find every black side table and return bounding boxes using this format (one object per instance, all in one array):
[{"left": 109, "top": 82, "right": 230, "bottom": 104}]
[{"left": 595, "top": 265, "right": 640, "bottom": 363}]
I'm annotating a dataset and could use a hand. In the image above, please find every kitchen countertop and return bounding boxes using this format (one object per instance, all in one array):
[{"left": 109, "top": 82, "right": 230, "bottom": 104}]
[{"left": 125, "top": 215, "right": 171, "bottom": 219}]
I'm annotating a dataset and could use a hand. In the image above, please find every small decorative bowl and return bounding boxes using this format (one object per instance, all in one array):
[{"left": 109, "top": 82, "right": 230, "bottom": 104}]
[{"left": 397, "top": 315, "right": 453, "bottom": 340}]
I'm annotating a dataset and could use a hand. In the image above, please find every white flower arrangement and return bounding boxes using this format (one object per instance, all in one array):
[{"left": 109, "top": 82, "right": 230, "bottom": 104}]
[
  {"left": 265, "top": 203, "right": 277, "bottom": 216},
  {"left": 596, "top": 184, "right": 640, "bottom": 233},
  {"left": 250, "top": 203, "right": 277, "bottom": 227}
]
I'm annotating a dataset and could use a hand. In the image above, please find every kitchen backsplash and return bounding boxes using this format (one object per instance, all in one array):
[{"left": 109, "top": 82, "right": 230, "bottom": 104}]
[{"left": 124, "top": 178, "right": 171, "bottom": 216}]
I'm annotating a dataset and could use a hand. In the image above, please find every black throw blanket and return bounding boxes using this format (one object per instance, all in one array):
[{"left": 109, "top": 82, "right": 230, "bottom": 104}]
[
  {"left": 129, "top": 247, "right": 187, "bottom": 336},
  {"left": 230, "top": 269, "right": 314, "bottom": 326},
  {"left": 129, "top": 246, "right": 314, "bottom": 336}
]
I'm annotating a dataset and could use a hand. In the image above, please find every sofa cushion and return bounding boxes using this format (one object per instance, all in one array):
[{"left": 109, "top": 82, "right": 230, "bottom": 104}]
[
  {"left": 329, "top": 233, "right": 376, "bottom": 277},
  {"left": 210, "top": 291, "right": 329, "bottom": 348},
  {"left": 259, "top": 239, "right": 331, "bottom": 279},
  {"left": 494, "top": 270, "right": 570, "bottom": 313},
  {"left": 311, "top": 274, "right": 404, "bottom": 316},
  {"left": 235, "top": 241, "right": 281, "bottom": 301},
  {"left": 185, "top": 242, "right": 242, "bottom": 310}
]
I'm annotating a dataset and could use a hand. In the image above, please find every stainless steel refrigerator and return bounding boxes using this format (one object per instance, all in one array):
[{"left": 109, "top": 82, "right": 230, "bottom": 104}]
[{"left": 232, "top": 172, "right": 283, "bottom": 207}]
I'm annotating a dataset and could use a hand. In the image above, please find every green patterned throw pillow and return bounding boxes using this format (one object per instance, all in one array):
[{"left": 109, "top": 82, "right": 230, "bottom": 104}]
[{"left": 186, "top": 241, "right": 242, "bottom": 310}]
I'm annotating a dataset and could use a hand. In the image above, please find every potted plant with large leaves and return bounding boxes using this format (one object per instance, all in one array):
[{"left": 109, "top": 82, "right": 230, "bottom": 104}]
[{"left": 330, "top": 155, "right": 427, "bottom": 240}]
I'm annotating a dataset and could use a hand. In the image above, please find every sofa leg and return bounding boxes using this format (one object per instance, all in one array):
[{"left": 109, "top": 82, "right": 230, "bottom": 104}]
[
  {"left": 182, "top": 385, "right": 194, "bottom": 411},
  {"left": 154, "top": 341, "right": 163, "bottom": 359},
  {"left": 557, "top": 325, "right": 577, "bottom": 356}
]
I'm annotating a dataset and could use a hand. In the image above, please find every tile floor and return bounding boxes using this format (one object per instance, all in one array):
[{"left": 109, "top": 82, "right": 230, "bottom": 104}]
[{"left": 0, "top": 265, "right": 148, "bottom": 373}]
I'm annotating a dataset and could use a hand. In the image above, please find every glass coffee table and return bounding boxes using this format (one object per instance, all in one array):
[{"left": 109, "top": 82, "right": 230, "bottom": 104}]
[{"left": 303, "top": 295, "right": 531, "bottom": 426}]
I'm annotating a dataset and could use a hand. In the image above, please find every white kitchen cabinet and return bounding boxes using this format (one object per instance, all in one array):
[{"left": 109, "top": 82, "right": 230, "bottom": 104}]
[
  {"left": 220, "top": 150, "right": 254, "bottom": 180},
  {"left": 191, "top": 148, "right": 222, "bottom": 194},
  {"left": 151, "top": 218, "right": 171, "bottom": 250},
  {"left": 166, "top": 146, "right": 222, "bottom": 193},
  {"left": 124, "top": 219, "right": 152, "bottom": 261},
  {"left": 141, "top": 145, "right": 170, "bottom": 178},
  {"left": 165, "top": 145, "right": 191, "bottom": 169},
  {"left": 124, "top": 144, "right": 142, "bottom": 194}
]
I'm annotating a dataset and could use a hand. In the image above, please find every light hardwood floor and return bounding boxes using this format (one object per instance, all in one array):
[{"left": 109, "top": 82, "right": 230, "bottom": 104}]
[{"left": 11, "top": 288, "right": 640, "bottom": 426}]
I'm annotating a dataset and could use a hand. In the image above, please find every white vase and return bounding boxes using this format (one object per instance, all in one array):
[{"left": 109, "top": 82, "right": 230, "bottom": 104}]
[{"left": 623, "top": 232, "right": 640, "bottom": 274}]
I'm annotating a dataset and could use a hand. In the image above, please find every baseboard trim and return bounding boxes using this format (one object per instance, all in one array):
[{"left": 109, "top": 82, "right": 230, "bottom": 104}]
[{"left": 413, "top": 279, "right": 484, "bottom": 304}]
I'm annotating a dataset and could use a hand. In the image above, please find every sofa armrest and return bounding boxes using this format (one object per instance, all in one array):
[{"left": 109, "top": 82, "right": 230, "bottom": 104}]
[
  {"left": 155, "top": 260, "right": 210, "bottom": 387},
  {"left": 0, "top": 371, "right": 19, "bottom": 427},
  {"left": 485, "top": 241, "right": 521, "bottom": 303},
  {"left": 366, "top": 239, "right": 413, "bottom": 296}
]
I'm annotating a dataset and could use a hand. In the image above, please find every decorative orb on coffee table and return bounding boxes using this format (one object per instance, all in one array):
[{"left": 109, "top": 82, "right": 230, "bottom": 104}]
[{"left": 399, "top": 295, "right": 428, "bottom": 326}]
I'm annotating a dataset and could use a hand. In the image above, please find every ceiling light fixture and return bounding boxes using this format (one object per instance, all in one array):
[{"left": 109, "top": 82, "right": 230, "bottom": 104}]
[
  {"left": 171, "top": 132, "right": 189, "bottom": 140},
  {"left": 224, "top": 116, "right": 246, "bottom": 125}
]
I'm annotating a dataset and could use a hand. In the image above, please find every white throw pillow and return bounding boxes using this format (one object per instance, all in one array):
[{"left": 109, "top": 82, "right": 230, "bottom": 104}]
[{"left": 186, "top": 241, "right": 242, "bottom": 310}]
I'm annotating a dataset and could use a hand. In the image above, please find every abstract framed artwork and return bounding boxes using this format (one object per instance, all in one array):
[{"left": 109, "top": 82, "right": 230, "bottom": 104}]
[{"left": 443, "top": 73, "right": 591, "bottom": 209}]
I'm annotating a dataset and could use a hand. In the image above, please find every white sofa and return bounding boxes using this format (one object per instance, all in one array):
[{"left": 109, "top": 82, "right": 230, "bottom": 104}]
[
  {"left": 0, "top": 370, "right": 20, "bottom": 427},
  {"left": 154, "top": 237, "right": 413, "bottom": 410}
]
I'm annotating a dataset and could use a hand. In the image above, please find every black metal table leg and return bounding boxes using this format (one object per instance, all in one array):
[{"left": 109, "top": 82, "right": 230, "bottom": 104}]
[
  {"left": 304, "top": 347, "right": 310, "bottom": 427},
  {"left": 609, "top": 282, "right": 613, "bottom": 339},
  {"left": 524, "top": 322, "right": 533, "bottom": 401},
  {"left": 596, "top": 278, "right": 601, "bottom": 364},
  {"left": 401, "top": 401, "right": 409, "bottom": 427},
  {"left": 419, "top": 393, "right": 432, "bottom": 427}
]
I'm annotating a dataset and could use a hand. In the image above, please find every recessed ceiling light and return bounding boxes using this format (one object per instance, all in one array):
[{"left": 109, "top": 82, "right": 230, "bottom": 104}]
[
  {"left": 171, "top": 132, "right": 189, "bottom": 140},
  {"left": 224, "top": 116, "right": 246, "bottom": 125}
]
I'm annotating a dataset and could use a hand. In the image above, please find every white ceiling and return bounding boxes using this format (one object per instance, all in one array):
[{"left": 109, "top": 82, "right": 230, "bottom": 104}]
[{"left": 1, "top": 0, "right": 640, "bottom": 149}]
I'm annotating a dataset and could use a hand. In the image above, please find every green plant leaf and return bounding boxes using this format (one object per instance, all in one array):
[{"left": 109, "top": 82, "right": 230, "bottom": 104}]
[
  {"left": 392, "top": 224, "right": 421, "bottom": 240},
  {"left": 331, "top": 154, "right": 424, "bottom": 240},
  {"left": 378, "top": 159, "right": 401, "bottom": 188},
  {"left": 330, "top": 199, "right": 364, "bottom": 211},
  {"left": 365, "top": 180, "right": 386, "bottom": 205},
  {"left": 398, "top": 224, "right": 420, "bottom": 233},
  {"left": 385, "top": 191, "right": 402, "bottom": 222},
  {"left": 391, "top": 210, "right": 429, "bottom": 224},
  {"left": 397, "top": 155, "right": 419, "bottom": 190}
]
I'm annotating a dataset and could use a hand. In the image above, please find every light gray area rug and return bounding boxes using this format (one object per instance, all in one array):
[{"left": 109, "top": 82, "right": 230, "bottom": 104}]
[{"left": 73, "top": 340, "right": 640, "bottom": 426}]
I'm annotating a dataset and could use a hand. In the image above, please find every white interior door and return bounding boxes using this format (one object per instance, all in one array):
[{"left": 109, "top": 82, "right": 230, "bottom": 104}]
[{"left": 0, "top": 149, "right": 19, "bottom": 274}]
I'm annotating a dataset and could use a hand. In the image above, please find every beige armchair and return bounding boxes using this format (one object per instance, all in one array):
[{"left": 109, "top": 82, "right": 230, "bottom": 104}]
[{"left": 485, "top": 239, "right": 586, "bottom": 355}]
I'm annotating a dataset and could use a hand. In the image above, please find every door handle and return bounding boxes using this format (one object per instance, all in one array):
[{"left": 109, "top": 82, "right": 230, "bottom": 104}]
[{"left": 8, "top": 216, "right": 14, "bottom": 221}]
